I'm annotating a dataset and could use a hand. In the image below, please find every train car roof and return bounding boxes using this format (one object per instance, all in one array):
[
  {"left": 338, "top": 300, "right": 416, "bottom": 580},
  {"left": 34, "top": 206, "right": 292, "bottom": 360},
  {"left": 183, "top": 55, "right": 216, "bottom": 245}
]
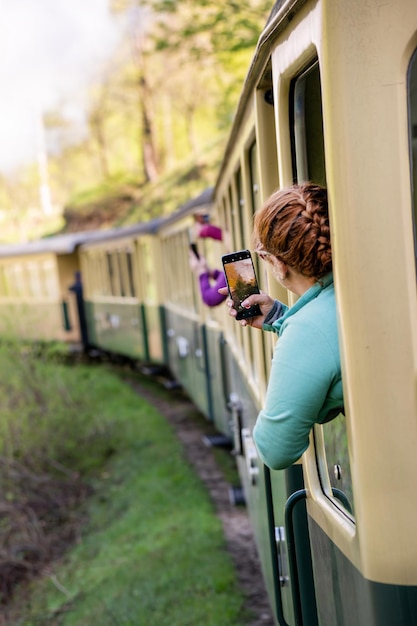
[
  {"left": 0, "top": 188, "right": 214, "bottom": 257},
  {"left": 0, "top": 230, "right": 105, "bottom": 258},
  {"left": 78, "top": 217, "right": 162, "bottom": 247}
]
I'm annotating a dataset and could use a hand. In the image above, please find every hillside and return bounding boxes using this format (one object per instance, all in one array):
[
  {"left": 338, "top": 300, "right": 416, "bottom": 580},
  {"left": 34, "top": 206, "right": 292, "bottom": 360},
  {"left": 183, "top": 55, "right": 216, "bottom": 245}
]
[{"left": 58, "top": 157, "right": 220, "bottom": 235}]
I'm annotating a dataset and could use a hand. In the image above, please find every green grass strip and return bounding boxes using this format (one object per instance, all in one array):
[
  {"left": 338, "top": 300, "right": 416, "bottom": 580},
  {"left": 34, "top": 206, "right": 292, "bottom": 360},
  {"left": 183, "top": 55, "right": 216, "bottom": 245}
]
[{"left": 9, "top": 363, "right": 247, "bottom": 626}]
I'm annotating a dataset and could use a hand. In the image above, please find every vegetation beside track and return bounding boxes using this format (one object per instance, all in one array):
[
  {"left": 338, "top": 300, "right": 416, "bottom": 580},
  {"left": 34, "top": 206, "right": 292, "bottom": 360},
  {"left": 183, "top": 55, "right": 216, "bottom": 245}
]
[{"left": 0, "top": 345, "right": 248, "bottom": 625}]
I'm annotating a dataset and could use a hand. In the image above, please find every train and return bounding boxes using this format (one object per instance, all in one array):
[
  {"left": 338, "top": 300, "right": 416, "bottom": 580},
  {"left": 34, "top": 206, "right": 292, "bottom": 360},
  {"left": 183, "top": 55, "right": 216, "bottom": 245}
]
[{"left": 1, "top": 0, "right": 417, "bottom": 624}]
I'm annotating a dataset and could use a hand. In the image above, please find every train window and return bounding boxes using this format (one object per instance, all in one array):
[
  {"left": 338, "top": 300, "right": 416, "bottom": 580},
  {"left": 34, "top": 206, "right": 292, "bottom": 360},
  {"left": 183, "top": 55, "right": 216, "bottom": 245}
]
[
  {"left": 408, "top": 48, "right": 417, "bottom": 262},
  {"left": 229, "top": 185, "right": 238, "bottom": 251},
  {"left": 236, "top": 169, "right": 246, "bottom": 247},
  {"left": 106, "top": 252, "right": 119, "bottom": 296},
  {"left": 248, "top": 141, "right": 270, "bottom": 390},
  {"left": 140, "top": 240, "right": 156, "bottom": 301},
  {"left": 292, "top": 61, "right": 353, "bottom": 515},
  {"left": 249, "top": 143, "right": 262, "bottom": 213},
  {"left": 292, "top": 61, "right": 326, "bottom": 185},
  {"left": 100, "top": 254, "right": 111, "bottom": 296},
  {"left": 3, "top": 267, "right": 13, "bottom": 297},
  {"left": 126, "top": 250, "right": 136, "bottom": 297},
  {"left": 42, "top": 261, "right": 59, "bottom": 298},
  {"left": 7, "top": 265, "right": 26, "bottom": 298},
  {"left": 117, "top": 252, "right": 126, "bottom": 297},
  {"left": 88, "top": 254, "right": 99, "bottom": 296},
  {"left": 27, "top": 263, "right": 43, "bottom": 298},
  {"left": 0, "top": 267, "right": 7, "bottom": 297},
  {"left": 163, "top": 232, "right": 195, "bottom": 310},
  {"left": 220, "top": 197, "right": 230, "bottom": 238}
]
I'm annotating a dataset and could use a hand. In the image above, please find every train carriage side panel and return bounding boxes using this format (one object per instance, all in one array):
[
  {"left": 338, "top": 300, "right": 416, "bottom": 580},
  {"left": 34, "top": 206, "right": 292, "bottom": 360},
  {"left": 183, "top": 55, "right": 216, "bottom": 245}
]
[
  {"left": 135, "top": 235, "right": 166, "bottom": 365},
  {"left": 159, "top": 219, "right": 212, "bottom": 419},
  {"left": 0, "top": 249, "right": 82, "bottom": 344},
  {"left": 245, "top": 0, "right": 417, "bottom": 624},
  {"left": 156, "top": 188, "right": 235, "bottom": 433},
  {"left": 213, "top": 37, "right": 295, "bottom": 619},
  {"left": 81, "top": 220, "right": 164, "bottom": 363},
  {"left": 80, "top": 235, "right": 148, "bottom": 361}
]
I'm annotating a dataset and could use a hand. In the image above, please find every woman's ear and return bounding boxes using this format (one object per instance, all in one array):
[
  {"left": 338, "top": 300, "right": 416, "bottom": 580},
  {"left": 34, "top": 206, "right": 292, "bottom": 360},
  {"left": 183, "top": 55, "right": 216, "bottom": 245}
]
[{"left": 270, "top": 256, "right": 289, "bottom": 281}]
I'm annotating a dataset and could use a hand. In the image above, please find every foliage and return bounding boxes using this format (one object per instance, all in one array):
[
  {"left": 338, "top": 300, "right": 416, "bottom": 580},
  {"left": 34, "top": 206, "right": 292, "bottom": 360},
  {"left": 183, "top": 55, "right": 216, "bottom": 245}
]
[
  {"left": 0, "top": 343, "right": 125, "bottom": 605},
  {"left": 1, "top": 1, "right": 272, "bottom": 239},
  {"left": 144, "top": 0, "right": 271, "bottom": 54},
  {"left": 0, "top": 345, "right": 120, "bottom": 476}
]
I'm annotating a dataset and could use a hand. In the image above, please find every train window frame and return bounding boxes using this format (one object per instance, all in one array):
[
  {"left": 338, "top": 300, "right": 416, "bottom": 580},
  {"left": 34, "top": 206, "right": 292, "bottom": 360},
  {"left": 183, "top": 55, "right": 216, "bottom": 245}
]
[
  {"left": 42, "top": 260, "right": 59, "bottom": 298},
  {"left": 27, "top": 262, "right": 44, "bottom": 298},
  {"left": 0, "top": 266, "right": 7, "bottom": 297},
  {"left": 408, "top": 46, "right": 417, "bottom": 269}
]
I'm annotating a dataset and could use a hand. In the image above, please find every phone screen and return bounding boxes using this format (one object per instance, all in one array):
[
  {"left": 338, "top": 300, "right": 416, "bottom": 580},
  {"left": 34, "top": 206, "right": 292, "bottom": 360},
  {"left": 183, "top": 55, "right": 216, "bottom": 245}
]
[{"left": 222, "top": 250, "right": 261, "bottom": 320}]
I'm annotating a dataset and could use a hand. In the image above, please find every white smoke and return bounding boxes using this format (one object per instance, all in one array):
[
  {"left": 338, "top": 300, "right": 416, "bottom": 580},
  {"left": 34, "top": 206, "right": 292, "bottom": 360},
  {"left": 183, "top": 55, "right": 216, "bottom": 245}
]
[{"left": 0, "top": 0, "right": 125, "bottom": 173}]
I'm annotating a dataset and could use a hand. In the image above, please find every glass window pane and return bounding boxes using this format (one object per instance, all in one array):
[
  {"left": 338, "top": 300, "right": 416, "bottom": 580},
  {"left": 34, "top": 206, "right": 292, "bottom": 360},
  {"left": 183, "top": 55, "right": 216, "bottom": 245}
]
[
  {"left": 322, "top": 414, "right": 354, "bottom": 515},
  {"left": 293, "top": 61, "right": 326, "bottom": 185},
  {"left": 126, "top": 251, "right": 136, "bottom": 297},
  {"left": 293, "top": 62, "right": 352, "bottom": 514}
]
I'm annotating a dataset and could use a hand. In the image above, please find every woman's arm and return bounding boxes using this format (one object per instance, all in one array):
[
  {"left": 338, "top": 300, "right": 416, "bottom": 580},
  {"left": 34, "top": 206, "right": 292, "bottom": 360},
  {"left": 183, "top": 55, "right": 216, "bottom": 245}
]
[
  {"left": 200, "top": 271, "right": 227, "bottom": 307},
  {"left": 253, "top": 320, "right": 339, "bottom": 469}
]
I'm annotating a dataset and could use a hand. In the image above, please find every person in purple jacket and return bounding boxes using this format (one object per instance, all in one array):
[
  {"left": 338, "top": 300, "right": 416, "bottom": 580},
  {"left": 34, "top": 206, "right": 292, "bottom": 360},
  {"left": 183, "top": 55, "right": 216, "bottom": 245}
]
[{"left": 189, "top": 222, "right": 227, "bottom": 307}]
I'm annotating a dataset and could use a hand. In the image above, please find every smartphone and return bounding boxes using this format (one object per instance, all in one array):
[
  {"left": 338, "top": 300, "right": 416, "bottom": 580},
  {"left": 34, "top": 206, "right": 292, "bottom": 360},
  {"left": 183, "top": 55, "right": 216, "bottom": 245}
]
[
  {"left": 190, "top": 243, "right": 200, "bottom": 259},
  {"left": 222, "top": 250, "right": 262, "bottom": 320}
]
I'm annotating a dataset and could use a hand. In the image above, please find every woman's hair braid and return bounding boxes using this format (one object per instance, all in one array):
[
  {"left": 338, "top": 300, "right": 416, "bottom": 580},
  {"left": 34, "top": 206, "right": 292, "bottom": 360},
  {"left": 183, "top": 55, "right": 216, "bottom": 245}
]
[{"left": 253, "top": 182, "right": 332, "bottom": 280}]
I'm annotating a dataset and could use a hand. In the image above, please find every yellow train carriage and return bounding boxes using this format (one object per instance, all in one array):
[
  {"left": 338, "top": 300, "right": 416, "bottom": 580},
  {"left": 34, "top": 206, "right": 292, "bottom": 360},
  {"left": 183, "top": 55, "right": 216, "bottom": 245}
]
[
  {"left": 0, "top": 233, "right": 95, "bottom": 345},
  {"left": 214, "top": 0, "right": 417, "bottom": 624}
]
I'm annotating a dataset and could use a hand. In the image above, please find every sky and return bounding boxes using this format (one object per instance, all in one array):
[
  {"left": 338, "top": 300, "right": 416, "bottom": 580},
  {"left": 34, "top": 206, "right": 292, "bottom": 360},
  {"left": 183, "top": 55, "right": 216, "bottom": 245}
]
[{"left": 0, "top": 0, "right": 126, "bottom": 174}]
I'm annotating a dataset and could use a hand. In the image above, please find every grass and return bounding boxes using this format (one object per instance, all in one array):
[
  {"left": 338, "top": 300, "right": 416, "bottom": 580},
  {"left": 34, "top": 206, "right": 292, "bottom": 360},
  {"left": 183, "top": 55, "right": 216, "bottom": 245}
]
[{"left": 0, "top": 351, "right": 247, "bottom": 626}]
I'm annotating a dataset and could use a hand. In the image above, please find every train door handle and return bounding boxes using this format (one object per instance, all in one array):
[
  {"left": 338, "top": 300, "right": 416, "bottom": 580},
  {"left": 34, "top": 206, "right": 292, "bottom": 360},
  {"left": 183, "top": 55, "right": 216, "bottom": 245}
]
[{"left": 241, "top": 428, "right": 259, "bottom": 485}]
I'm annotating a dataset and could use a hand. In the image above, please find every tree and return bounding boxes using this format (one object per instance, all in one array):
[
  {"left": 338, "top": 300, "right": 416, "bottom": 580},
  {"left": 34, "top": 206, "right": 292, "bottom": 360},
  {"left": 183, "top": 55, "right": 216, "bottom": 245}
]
[{"left": 132, "top": 37, "right": 159, "bottom": 182}]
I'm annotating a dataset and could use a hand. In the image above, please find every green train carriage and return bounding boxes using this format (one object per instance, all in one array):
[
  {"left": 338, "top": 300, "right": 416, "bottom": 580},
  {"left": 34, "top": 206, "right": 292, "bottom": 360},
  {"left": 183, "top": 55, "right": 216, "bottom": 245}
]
[
  {"left": 155, "top": 188, "right": 235, "bottom": 437},
  {"left": 79, "top": 220, "right": 165, "bottom": 364}
]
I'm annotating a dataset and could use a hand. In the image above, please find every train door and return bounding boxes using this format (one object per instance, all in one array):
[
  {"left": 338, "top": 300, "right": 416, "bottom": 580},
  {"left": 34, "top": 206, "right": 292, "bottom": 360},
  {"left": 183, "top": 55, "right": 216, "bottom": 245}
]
[
  {"left": 269, "top": 30, "right": 355, "bottom": 624},
  {"left": 285, "top": 58, "right": 356, "bottom": 625}
]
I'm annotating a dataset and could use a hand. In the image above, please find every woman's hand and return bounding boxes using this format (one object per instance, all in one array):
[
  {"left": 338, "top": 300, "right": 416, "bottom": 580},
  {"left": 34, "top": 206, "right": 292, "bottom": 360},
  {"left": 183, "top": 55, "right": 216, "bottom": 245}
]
[
  {"left": 189, "top": 252, "right": 209, "bottom": 276},
  {"left": 218, "top": 287, "right": 275, "bottom": 329}
]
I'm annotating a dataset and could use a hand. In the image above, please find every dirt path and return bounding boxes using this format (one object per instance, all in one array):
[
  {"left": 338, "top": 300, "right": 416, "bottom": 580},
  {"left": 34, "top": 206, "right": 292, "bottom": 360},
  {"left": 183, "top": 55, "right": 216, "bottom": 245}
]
[{"left": 128, "top": 375, "right": 275, "bottom": 626}]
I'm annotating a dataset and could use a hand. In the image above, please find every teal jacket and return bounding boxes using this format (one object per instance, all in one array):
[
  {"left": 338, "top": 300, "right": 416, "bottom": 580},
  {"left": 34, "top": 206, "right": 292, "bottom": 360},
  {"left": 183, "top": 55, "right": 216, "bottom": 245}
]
[{"left": 253, "top": 273, "right": 343, "bottom": 470}]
